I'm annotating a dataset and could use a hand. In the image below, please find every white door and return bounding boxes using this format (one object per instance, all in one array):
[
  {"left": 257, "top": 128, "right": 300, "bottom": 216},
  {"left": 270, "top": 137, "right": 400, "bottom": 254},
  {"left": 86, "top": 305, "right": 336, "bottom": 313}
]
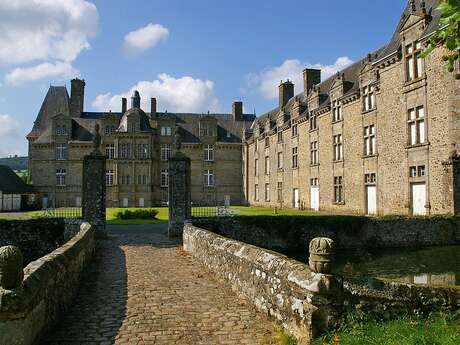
[
  {"left": 366, "top": 186, "right": 377, "bottom": 215},
  {"left": 75, "top": 197, "right": 82, "bottom": 207},
  {"left": 310, "top": 187, "right": 319, "bottom": 211},
  {"left": 224, "top": 195, "right": 231, "bottom": 207},
  {"left": 42, "top": 196, "right": 48, "bottom": 209},
  {"left": 293, "top": 189, "right": 300, "bottom": 209},
  {"left": 12, "top": 195, "right": 21, "bottom": 211},
  {"left": 139, "top": 198, "right": 145, "bottom": 207},
  {"left": 411, "top": 183, "right": 426, "bottom": 215},
  {"left": 122, "top": 198, "right": 129, "bottom": 207}
]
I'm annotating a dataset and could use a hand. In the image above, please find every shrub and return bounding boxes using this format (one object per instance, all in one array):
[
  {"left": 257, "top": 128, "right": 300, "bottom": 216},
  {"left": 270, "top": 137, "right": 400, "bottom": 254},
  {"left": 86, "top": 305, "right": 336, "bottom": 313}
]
[{"left": 115, "top": 209, "right": 159, "bottom": 220}]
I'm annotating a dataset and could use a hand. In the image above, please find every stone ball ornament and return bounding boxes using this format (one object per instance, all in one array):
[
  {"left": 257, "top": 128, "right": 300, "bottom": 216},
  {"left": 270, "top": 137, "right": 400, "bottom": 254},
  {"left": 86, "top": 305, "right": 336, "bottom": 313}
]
[
  {"left": 308, "top": 237, "right": 335, "bottom": 274},
  {"left": 0, "top": 245, "right": 24, "bottom": 289}
]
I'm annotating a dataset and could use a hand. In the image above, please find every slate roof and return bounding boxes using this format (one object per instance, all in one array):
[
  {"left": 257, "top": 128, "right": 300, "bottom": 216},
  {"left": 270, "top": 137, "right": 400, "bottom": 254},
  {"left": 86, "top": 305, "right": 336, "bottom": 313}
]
[
  {"left": 251, "top": 0, "right": 441, "bottom": 133},
  {"left": 0, "top": 165, "right": 33, "bottom": 194}
]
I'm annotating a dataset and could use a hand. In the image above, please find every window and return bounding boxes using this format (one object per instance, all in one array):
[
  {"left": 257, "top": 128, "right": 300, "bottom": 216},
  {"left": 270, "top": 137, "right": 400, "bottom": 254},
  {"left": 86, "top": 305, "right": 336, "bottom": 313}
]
[
  {"left": 265, "top": 183, "right": 270, "bottom": 201},
  {"left": 364, "top": 173, "right": 376, "bottom": 184},
  {"left": 254, "top": 139, "right": 259, "bottom": 152},
  {"left": 333, "top": 134, "right": 343, "bottom": 161},
  {"left": 278, "top": 130, "right": 283, "bottom": 143},
  {"left": 364, "top": 125, "right": 376, "bottom": 156},
  {"left": 277, "top": 182, "right": 283, "bottom": 202},
  {"left": 56, "top": 144, "right": 67, "bottom": 160},
  {"left": 120, "top": 143, "right": 132, "bottom": 159},
  {"left": 265, "top": 156, "right": 270, "bottom": 175},
  {"left": 160, "top": 126, "right": 172, "bottom": 136},
  {"left": 311, "top": 178, "right": 319, "bottom": 186},
  {"left": 204, "top": 169, "right": 214, "bottom": 187},
  {"left": 334, "top": 176, "right": 343, "bottom": 203},
  {"left": 265, "top": 136, "right": 270, "bottom": 148},
  {"left": 105, "top": 144, "right": 115, "bottom": 159},
  {"left": 56, "top": 125, "right": 68, "bottom": 136},
  {"left": 106, "top": 170, "right": 114, "bottom": 186},
  {"left": 200, "top": 124, "right": 214, "bottom": 137},
  {"left": 410, "top": 165, "right": 426, "bottom": 178},
  {"left": 105, "top": 125, "right": 115, "bottom": 136},
  {"left": 161, "top": 169, "right": 169, "bottom": 187},
  {"left": 363, "top": 85, "right": 376, "bottom": 111},
  {"left": 137, "top": 144, "right": 149, "bottom": 159},
  {"left": 56, "top": 169, "right": 66, "bottom": 186},
  {"left": 204, "top": 144, "right": 214, "bottom": 161},
  {"left": 254, "top": 184, "right": 259, "bottom": 201},
  {"left": 161, "top": 144, "right": 171, "bottom": 161},
  {"left": 332, "top": 100, "right": 342, "bottom": 122},
  {"left": 310, "top": 141, "right": 318, "bottom": 165},
  {"left": 277, "top": 152, "right": 283, "bottom": 169},
  {"left": 226, "top": 130, "right": 231, "bottom": 138},
  {"left": 292, "top": 124, "right": 298, "bottom": 137},
  {"left": 310, "top": 113, "right": 318, "bottom": 130},
  {"left": 408, "top": 106, "right": 426, "bottom": 145},
  {"left": 405, "top": 42, "right": 423, "bottom": 81},
  {"left": 292, "top": 147, "right": 298, "bottom": 168},
  {"left": 254, "top": 158, "right": 259, "bottom": 176}
]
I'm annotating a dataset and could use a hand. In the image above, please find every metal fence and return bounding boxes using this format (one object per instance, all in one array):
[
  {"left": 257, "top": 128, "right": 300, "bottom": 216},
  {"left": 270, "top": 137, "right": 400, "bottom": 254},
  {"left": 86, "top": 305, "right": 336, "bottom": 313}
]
[
  {"left": 191, "top": 198, "right": 235, "bottom": 218},
  {"left": 40, "top": 207, "right": 83, "bottom": 220}
]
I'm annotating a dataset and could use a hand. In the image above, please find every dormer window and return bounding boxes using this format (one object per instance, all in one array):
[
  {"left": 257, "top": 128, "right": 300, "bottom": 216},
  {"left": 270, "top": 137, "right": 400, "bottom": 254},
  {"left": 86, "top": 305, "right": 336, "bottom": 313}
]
[
  {"left": 310, "top": 112, "right": 317, "bottom": 130},
  {"left": 104, "top": 125, "right": 116, "bottom": 136},
  {"left": 56, "top": 125, "right": 67, "bottom": 136},
  {"left": 161, "top": 126, "right": 172, "bottom": 136},
  {"left": 362, "top": 85, "right": 376, "bottom": 112},
  {"left": 200, "top": 124, "right": 215, "bottom": 136},
  {"left": 332, "top": 100, "right": 342, "bottom": 122},
  {"left": 405, "top": 41, "right": 423, "bottom": 81},
  {"left": 277, "top": 130, "right": 283, "bottom": 143},
  {"left": 292, "top": 124, "right": 298, "bottom": 137},
  {"left": 265, "top": 136, "right": 270, "bottom": 148}
]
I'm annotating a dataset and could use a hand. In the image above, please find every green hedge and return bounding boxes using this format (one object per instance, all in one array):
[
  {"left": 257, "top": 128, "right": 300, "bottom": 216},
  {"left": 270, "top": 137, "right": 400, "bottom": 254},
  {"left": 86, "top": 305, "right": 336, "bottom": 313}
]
[{"left": 115, "top": 209, "right": 159, "bottom": 220}]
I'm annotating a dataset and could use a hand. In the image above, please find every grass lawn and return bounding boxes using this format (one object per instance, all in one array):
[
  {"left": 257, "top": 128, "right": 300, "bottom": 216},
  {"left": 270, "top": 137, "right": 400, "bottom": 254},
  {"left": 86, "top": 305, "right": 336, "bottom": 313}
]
[{"left": 313, "top": 311, "right": 460, "bottom": 345}]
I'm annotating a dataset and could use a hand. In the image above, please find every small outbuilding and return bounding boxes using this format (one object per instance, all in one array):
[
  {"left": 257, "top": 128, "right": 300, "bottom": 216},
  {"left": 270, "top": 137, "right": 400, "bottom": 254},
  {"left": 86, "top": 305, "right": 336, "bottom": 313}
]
[{"left": 0, "top": 165, "right": 34, "bottom": 212}]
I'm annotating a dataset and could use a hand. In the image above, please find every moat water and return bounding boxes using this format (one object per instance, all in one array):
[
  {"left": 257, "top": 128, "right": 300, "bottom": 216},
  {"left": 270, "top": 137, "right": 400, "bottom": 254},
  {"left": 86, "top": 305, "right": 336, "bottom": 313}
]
[{"left": 292, "top": 245, "right": 460, "bottom": 286}]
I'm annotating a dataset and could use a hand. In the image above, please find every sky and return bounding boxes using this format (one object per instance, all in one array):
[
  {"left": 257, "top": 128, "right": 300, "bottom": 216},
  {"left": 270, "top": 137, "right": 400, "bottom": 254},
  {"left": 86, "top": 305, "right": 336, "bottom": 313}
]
[{"left": 0, "top": 0, "right": 408, "bottom": 157}]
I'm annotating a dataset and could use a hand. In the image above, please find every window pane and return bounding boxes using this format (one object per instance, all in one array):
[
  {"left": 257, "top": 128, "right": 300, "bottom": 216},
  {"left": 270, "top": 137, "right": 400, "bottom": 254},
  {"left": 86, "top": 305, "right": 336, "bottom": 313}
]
[
  {"left": 419, "top": 120, "right": 426, "bottom": 143},
  {"left": 410, "top": 123, "right": 417, "bottom": 145}
]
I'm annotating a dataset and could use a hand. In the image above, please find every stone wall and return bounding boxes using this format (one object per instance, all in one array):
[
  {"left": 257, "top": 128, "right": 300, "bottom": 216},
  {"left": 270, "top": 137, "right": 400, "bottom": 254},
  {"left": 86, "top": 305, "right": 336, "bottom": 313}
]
[
  {"left": 0, "top": 219, "right": 65, "bottom": 266},
  {"left": 183, "top": 223, "right": 342, "bottom": 344},
  {"left": 193, "top": 215, "right": 460, "bottom": 253},
  {"left": 0, "top": 222, "right": 95, "bottom": 345}
]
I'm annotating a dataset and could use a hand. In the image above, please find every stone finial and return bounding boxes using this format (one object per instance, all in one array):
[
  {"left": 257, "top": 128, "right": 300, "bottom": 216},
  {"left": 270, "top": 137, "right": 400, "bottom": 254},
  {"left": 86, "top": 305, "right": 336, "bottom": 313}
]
[
  {"left": 93, "top": 124, "right": 102, "bottom": 153},
  {"left": 0, "top": 246, "right": 24, "bottom": 289},
  {"left": 410, "top": 0, "right": 416, "bottom": 12},
  {"left": 308, "top": 237, "right": 335, "bottom": 274}
]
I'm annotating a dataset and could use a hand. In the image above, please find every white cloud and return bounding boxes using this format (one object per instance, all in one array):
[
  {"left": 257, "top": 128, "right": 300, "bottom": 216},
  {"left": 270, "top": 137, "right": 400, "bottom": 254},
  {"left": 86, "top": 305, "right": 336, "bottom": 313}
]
[
  {"left": 5, "top": 61, "right": 79, "bottom": 86},
  {"left": 0, "top": 0, "right": 98, "bottom": 64},
  {"left": 92, "top": 73, "right": 220, "bottom": 113},
  {"left": 0, "top": 114, "right": 23, "bottom": 157},
  {"left": 245, "top": 56, "right": 354, "bottom": 99},
  {"left": 123, "top": 23, "right": 169, "bottom": 57}
]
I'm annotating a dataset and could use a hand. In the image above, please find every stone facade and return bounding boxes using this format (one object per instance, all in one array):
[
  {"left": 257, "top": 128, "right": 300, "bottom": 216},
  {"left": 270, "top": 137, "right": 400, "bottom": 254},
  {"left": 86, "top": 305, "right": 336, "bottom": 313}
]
[
  {"left": 28, "top": 84, "right": 254, "bottom": 208},
  {"left": 243, "top": 0, "right": 460, "bottom": 216}
]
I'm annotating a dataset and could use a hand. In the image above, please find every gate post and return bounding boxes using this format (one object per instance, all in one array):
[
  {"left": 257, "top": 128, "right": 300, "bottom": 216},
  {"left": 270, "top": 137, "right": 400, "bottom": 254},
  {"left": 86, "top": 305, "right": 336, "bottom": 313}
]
[
  {"left": 168, "top": 130, "right": 191, "bottom": 237},
  {"left": 82, "top": 124, "right": 107, "bottom": 238}
]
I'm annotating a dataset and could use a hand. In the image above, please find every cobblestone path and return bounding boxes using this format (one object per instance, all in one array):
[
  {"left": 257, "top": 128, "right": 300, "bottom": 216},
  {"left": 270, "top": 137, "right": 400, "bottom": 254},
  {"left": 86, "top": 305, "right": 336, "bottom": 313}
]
[{"left": 43, "top": 225, "right": 276, "bottom": 345}]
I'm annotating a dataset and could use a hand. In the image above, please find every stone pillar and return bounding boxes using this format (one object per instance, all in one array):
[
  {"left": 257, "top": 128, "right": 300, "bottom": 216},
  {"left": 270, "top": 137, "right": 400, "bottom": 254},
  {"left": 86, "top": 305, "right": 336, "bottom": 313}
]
[
  {"left": 0, "top": 246, "right": 23, "bottom": 289},
  {"left": 168, "top": 151, "right": 191, "bottom": 237},
  {"left": 309, "top": 237, "right": 335, "bottom": 274},
  {"left": 82, "top": 125, "right": 107, "bottom": 238}
]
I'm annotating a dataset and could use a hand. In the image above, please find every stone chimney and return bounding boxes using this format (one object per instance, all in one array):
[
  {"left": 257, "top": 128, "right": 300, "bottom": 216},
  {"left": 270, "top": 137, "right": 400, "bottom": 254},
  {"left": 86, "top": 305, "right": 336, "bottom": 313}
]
[
  {"left": 70, "top": 78, "right": 85, "bottom": 117},
  {"left": 303, "top": 69, "right": 321, "bottom": 98},
  {"left": 279, "top": 80, "right": 294, "bottom": 109},
  {"left": 131, "top": 90, "right": 141, "bottom": 109},
  {"left": 122, "top": 97, "right": 127, "bottom": 114},
  {"left": 151, "top": 98, "right": 157, "bottom": 118},
  {"left": 232, "top": 101, "right": 243, "bottom": 121}
]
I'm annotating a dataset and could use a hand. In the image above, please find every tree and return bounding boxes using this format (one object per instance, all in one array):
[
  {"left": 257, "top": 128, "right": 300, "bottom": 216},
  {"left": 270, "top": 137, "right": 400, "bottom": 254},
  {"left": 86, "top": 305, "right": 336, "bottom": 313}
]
[{"left": 422, "top": 0, "right": 460, "bottom": 76}]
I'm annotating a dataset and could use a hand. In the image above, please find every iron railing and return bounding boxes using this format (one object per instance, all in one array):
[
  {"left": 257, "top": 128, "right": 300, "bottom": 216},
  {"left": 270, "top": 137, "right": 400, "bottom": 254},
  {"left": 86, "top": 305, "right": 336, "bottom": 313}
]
[{"left": 41, "top": 207, "right": 83, "bottom": 219}]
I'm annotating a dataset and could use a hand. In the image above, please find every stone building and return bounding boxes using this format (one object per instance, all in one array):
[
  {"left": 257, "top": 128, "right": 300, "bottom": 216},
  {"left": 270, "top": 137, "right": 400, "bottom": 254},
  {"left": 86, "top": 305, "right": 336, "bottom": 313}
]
[
  {"left": 28, "top": 82, "right": 254, "bottom": 208},
  {"left": 243, "top": 0, "right": 460, "bottom": 216}
]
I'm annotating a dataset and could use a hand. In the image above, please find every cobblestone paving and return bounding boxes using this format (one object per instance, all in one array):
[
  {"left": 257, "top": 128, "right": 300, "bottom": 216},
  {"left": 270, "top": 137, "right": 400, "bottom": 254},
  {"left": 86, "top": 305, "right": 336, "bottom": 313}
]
[{"left": 43, "top": 225, "right": 276, "bottom": 345}]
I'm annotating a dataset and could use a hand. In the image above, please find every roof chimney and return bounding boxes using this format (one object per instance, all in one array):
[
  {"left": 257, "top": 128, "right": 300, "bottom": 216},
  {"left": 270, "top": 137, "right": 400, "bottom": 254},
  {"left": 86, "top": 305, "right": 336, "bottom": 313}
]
[
  {"left": 70, "top": 78, "right": 85, "bottom": 117},
  {"left": 303, "top": 69, "right": 321, "bottom": 98},
  {"left": 131, "top": 90, "right": 141, "bottom": 109},
  {"left": 232, "top": 101, "right": 243, "bottom": 121},
  {"left": 279, "top": 80, "right": 294, "bottom": 109},
  {"left": 122, "top": 97, "right": 127, "bottom": 114},
  {"left": 151, "top": 98, "right": 157, "bottom": 118}
]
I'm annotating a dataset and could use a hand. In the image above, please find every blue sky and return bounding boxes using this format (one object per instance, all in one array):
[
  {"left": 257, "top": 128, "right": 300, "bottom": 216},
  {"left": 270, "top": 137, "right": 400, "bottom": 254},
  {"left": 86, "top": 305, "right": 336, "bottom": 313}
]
[{"left": 0, "top": 0, "right": 407, "bottom": 157}]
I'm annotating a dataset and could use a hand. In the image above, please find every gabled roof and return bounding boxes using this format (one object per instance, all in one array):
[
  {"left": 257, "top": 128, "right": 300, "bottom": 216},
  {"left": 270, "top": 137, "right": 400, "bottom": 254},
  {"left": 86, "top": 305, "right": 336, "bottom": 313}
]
[{"left": 0, "top": 165, "right": 33, "bottom": 194}]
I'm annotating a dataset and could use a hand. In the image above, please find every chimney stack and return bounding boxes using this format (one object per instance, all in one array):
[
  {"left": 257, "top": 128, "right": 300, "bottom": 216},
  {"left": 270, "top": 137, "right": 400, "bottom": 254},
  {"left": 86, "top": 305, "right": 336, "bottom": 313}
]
[
  {"left": 279, "top": 80, "right": 294, "bottom": 109},
  {"left": 131, "top": 90, "right": 141, "bottom": 109},
  {"left": 151, "top": 98, "right": 157, "bottom": 118},
  {"left": 303, "top": 69, "right": 321, "bottom": 98},
  {"left": 232, "top": 101, "right": 243, "bottom": 121},
  {"left": 122, "top": 97, "right": 127, "bottom": 114},
  {"left": 70, "top": 78, "right": 85, "bottom": 117}
]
